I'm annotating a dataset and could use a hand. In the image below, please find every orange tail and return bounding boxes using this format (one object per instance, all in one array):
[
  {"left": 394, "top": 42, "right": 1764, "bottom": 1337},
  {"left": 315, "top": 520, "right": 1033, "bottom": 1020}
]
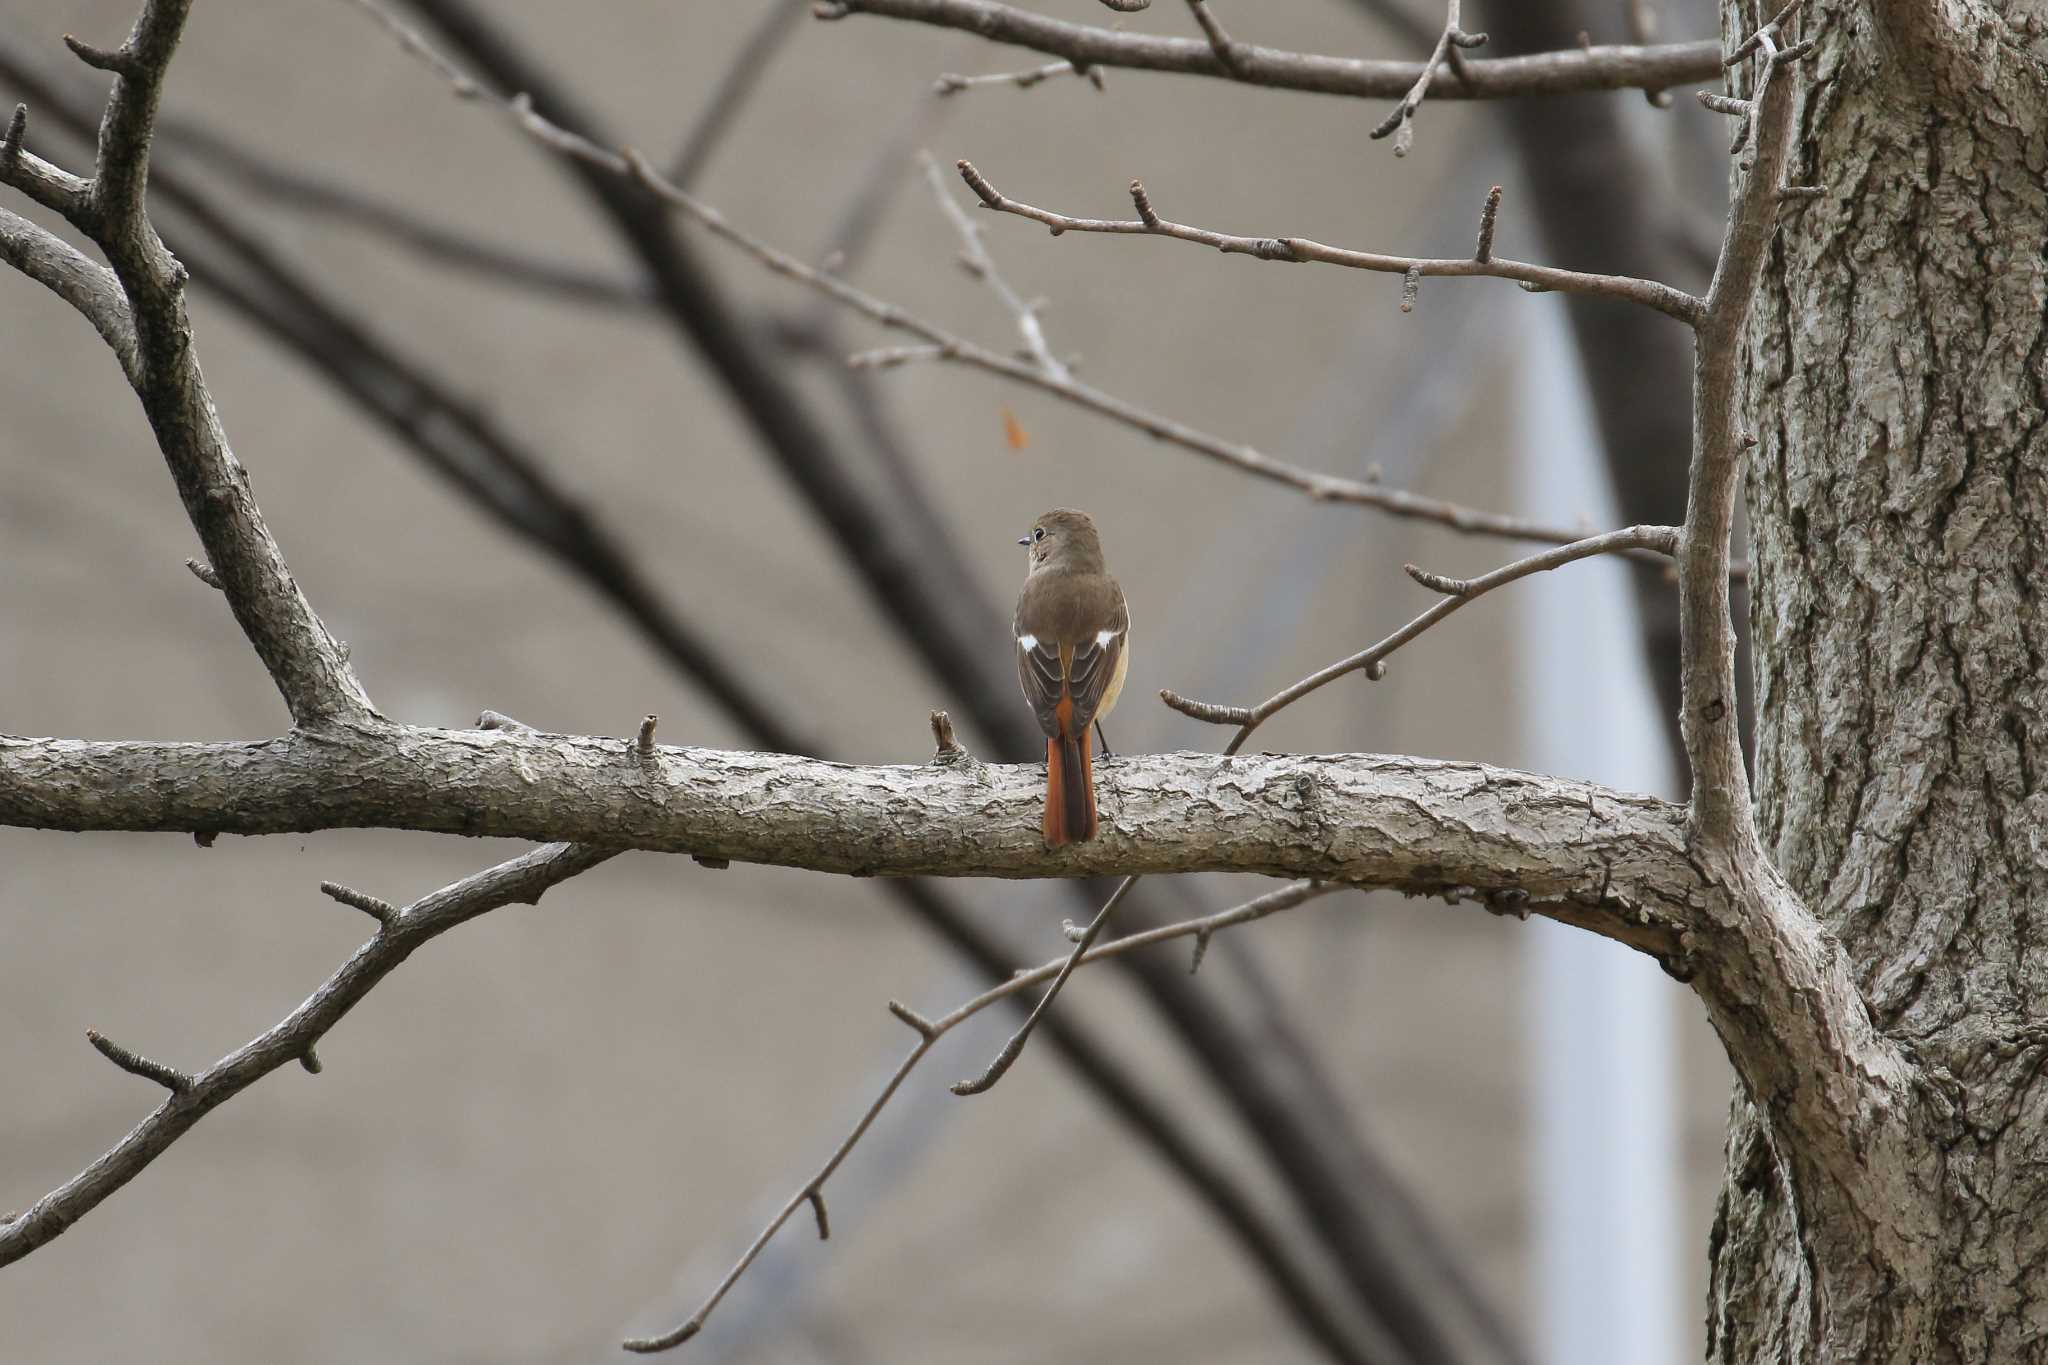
[{"left": 1042, "top": 728, "right": 1098, "bottom": 847}]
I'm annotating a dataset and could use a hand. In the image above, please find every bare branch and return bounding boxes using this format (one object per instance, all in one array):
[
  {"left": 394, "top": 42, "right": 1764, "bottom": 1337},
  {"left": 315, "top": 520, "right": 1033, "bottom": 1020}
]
[
  {"left": 2, "top": 729, "right": 1701, "bottom": 918},
  {"left": 920, "top": 150, "right": 1068, "bottom": 381},
  {"left": 161, "top": 115, "right": 653, "bottom": 310},
  {"left": 0, "top": 843, "right": 617, "bottom": 1268},
  {"left": 1723, "top": 0, "right": 1803, "bottom": 68},
  {"left": 0, "top": 2, "right": 375, "bottom": 727},
  {"left": 667, "top": 0, "right": 808, "bottom": 187},
  {"left": 337, "top": 0, "right": 481, "bottom": 96},
  {"left": 305, "top": 15, "right": 1660, "bottom": 568},
  {"left": 951, "top": 876, "right": 1141, "bottom": 1095},
  {"left": 825, "top": 0, "right": 1717, "bottom": 101},
  {"left": 624, "top": 881, "right": 1343, "bottom": 1354},
  {"left": 1161, "top": 527, "right": 1682, "bottom": 754},
  {"left": 1369, "top": 0, "right": 1488, "bottom": 156},
  {"left": 956, "top": 162, "right": 1703, "bottom": 324},
  {"left": 934, "top": 59, "right": 1100, "bottom": 95},
  {"left": 1184, "top": 1, "right": 1251, "bottom": 77},
  {"left": 806, "top": 1190, "right": 830, "bottom": 1241}
]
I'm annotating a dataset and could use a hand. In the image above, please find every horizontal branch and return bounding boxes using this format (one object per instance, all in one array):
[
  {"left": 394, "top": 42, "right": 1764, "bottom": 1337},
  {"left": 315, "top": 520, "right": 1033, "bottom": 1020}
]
[
  {"left": 958, "top": 164, "right": 1703, "bottom": 325},
  {"left": 0, "top": 726, "right": 1698, "bottom": 953},
  {"left": 823, "top": 0, "right": 1721, "bottom": 101}
]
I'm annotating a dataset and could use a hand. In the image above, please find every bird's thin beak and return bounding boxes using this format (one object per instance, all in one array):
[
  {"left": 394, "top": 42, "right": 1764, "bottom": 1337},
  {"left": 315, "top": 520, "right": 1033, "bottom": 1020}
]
[{"left": 1017, "top": 536, "right": 1031, "bottom": 546}]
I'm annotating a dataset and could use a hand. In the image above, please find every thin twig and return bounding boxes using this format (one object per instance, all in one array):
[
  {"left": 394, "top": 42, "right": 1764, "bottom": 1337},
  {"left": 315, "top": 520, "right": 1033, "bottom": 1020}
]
[
  {"left": 0, "top": 0, "right": 377, "bottom": 727},
  {"left": 313, "top": 15, "right": 1405, "bottom": 1362},
  {"left": 951, "top": 876, "right": 1142, "bottom": 1095},
  {"left": 822, "top": 0, "right": 1720, "bottom": 103},
  {"left": 1160, "top": 526, "right": 1682, "bottom": 753},
  {"left": 1185, "top": 1, "right": 1251, "bottom": 77},
  {"left": 623, "top": 880, "right": 1341, "bottom": 1353},
  {"left": 1370, "top": 0, "right": 1487, "bottom": 156},
  {"left": 309, "top": 15, "right": 1669, "bottom": 562},
  {"left": 934, "top": 59, "right": 1100, "bottom": 94},
  {"left": 85, "top": 1029, "right": 193, "bottom": 1093},
  {"left": 1473, "top": 183, "right": 1502, "bottom": 263},
  {"left": 162, "top": 115, "right": 653, "bottom": 310},
  {"left": 320, "top": 880, "right": 397, "bottom": 925},
  {"left": 957, "top": 161, "right": 1702, "bottom": 325},
  {"left": 0, "top": 843, "right": 617, "bottom": 1268},
  {"left": 1683, "top": 20, "right": 1806, "bottom": 844},
  {"left": 919, "top": 150, "right": 1067, "bottom": 381}
]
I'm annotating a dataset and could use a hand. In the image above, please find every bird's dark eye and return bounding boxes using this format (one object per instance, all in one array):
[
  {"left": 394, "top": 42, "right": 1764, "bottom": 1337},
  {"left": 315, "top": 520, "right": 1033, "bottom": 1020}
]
[{"left": 1033, "top": 527, "right": 1046, "bottom": 542}]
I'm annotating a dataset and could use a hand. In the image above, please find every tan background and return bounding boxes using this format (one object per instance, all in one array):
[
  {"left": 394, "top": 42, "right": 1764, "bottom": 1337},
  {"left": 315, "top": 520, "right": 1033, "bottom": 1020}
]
[{"left": 1, "top": 2, "right": 1731, "bottom": 1361}]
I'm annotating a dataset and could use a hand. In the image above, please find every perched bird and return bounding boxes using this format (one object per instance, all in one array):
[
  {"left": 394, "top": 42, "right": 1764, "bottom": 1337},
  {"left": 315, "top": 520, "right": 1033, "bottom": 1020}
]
[{"left": 1013, "top": 509, "right": 1130, "bottom": 847}]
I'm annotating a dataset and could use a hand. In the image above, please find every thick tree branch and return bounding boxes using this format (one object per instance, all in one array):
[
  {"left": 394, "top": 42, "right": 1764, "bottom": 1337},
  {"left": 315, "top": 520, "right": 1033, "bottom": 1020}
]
[
  {"left": 0, "top": 728, "right": 1696, "bottom": 927},
  {"left": 956, "top": 162, "right": 1704, "bottom": 325},
  {"left": 16, "top": 7, "right": 1425, "bottom": 1358},
  {"left": 933, "top": 58, "right": 1101, "bottom": 95},
  {"left": 0, "top": 841, "right": 617, "bottom": 1268},
  {"left": 820, "top": 0, "right": 1721, "bottom": 101},
  {"left": 1368, "top": 0, "right": 1488, "bottom": 155},
  {"left": 0, "top": 2, "right": 374, "bottom": 727}
]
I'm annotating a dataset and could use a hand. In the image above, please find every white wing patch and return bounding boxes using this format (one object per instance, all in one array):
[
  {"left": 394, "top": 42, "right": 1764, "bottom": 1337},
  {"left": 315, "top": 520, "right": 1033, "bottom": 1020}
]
[
  {"left": 1018, "top": 633, "right": 1039, "bottom": 651},
  {"left": 1095, "top": 628, "right": 1117, "bottom": 648}
]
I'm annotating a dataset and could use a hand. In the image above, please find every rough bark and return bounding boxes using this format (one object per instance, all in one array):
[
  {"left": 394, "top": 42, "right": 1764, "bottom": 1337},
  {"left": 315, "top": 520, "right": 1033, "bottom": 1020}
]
[
  {"left": 0, "top": 730, "right": 1695, "bottom": 916},
  {"left": 1712, "top": 0, "right": 2048, "bottom": 1359}
]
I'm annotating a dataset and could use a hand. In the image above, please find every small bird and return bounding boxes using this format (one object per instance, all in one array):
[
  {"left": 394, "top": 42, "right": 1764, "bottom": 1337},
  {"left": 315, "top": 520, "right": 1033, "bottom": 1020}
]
[{"left": 1014, "top": 509, "right": 1130, "bottom": 847}]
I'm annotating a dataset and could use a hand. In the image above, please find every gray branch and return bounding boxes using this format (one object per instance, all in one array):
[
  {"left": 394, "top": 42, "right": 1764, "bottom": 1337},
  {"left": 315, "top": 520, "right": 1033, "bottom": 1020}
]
[
  {"left": 823, "top": 0, "right": 1721, "bottom": 101},
  {"left": 0, "top": 841, "right": 616, "bottom": 1268},
  {"left": 1676, "top": 17, "right": 1916, "bottom": 1251},
  {"left": 0, "top": 0, "right": 373, "bottom": 727}
]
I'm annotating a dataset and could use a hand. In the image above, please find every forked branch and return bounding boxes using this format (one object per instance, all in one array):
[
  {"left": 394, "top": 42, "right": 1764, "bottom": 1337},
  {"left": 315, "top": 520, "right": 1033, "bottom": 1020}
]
[
  {"left": 622, "top": 880, "right": 1344, "bottom": 1353},
  {"left": 0, "top": 842, "right": 617, "bottom": 1268},
  {"left": 1162, "top": 526, "right": 1682, "bottom": 754}
]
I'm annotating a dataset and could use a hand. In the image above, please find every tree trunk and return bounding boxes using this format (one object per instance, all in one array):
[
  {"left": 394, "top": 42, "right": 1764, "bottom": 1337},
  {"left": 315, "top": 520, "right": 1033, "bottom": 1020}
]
[{"left": 1713, "top": 0, "right": 2048, "bottom": 1358}]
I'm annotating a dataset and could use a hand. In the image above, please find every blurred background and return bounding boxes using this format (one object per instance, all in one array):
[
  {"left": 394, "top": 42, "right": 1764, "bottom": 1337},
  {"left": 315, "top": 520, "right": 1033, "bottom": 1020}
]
[{"left": 1, "top": 1, "right": 1738, "bottom": 1361}]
